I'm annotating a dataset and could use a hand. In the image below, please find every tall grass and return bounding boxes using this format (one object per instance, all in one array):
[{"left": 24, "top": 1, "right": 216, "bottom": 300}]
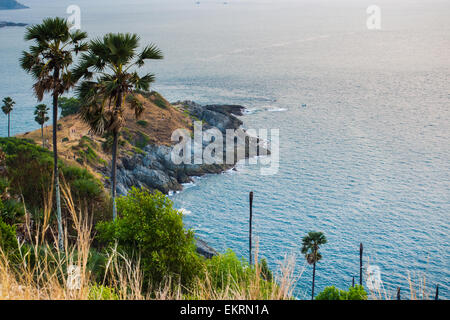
[{"left": 0, "top": 183, "right": 299, "bottom": 300}]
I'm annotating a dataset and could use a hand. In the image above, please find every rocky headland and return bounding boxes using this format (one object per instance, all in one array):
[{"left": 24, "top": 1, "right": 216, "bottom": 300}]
[
  {"left": 0, "top": 0, "right": 28, "bottom": 10},
  {"left": 113, "top": 100, "right": 266, "bottom": 196}
]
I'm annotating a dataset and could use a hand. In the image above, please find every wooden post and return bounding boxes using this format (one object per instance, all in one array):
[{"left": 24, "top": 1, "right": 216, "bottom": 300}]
[
  {"left": 397, "top": 287, "right": 401, "bottom": 300},
  {"left": 249, "top": 192, "right": 253, "bottom": 265},
  {"left": 352, "top": 276, "right": 355, "bottom": 287},
  {"left": 435, "top": 284, "right": 439, "bottom": 300},
  {"left": 360, "top": 243, "right": 363, "bottom": 286}
]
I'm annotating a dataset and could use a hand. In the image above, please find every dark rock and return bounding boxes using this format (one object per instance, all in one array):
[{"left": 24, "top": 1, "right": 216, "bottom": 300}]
[{"left": 195, "top": 237, "right": 218, "bottom": 259}]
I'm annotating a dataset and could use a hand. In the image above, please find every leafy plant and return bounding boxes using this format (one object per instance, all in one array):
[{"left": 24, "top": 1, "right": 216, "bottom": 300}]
[
  {"left": 96, "top": 187, "right": 203, "bottom": 288},
  {"left": 315, "top": 285, "right": 367, "bottom": 300}
]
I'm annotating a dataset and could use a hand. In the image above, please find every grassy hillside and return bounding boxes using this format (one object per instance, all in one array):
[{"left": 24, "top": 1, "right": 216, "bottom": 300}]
[{"left": 19, "top": 92, "right": 193, "bottom": 184}]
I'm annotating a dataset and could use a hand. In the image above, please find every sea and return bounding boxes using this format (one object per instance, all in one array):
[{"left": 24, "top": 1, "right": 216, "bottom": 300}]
[{"left": 0, "top": 0, "right": 449, "bottom": 299}]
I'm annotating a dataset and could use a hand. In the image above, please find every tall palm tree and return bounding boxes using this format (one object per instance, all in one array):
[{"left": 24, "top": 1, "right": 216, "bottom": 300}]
[
  {"left": 301, "top": 231, "right": 327, "bottom": 300},
  {"left": 34, "top": 104, "right": 50, "bottom": 147},
  {"left": 2, "top": 97, "right": 15, "bottom": 137},
  {"left": 20, "top": 17, "right": 88, "bottom": 250},
  {"left": 74, "top": 33, "right": 163, "bottom": 220}
]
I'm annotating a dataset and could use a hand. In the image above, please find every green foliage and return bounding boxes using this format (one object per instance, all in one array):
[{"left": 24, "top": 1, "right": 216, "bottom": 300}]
[
  {"left": 34, "top": 104, "right": 49, "bottom": 126},
  {"left": 0, "top": 138, "right": 107, "bottom": 223},
  {"left": 260, "top": 258, "right": 273, "bottom": 282},
  {"left": 88, "top": 284, "right": 119, "bottom": 300},
  {"left": 205, "top": 249, "right": 253, "bottom": 290},
  {"left": 96, "top": 187, "right": 203, "bottom": 288},
  {"left": 153, "top": 94, "right": 167, "bottom": 109},
  {"left": 0, "top": 216, "right": 18, "bottom": 254},
  {"left": 301, "top": 231, "right": 327, "bottom": 264},
  {"left": 315, "top": 285, "right": 367, "bottom": 300},
  {"left": 134, "top": 131, "right": 150, "bottom": 149},
  {"left": 0, "top": 197, "right": 24, "bottom": 225},
  {"left": 136, "top": 120, "right": 148, "bottom": 127},
  {"left": 58, "top": 97, "right": 81, "bottom": 117}
]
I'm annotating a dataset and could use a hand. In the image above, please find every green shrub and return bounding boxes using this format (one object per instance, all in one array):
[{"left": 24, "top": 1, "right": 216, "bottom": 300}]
[
  {"left": 0, "top": 216, "right": 18, "bottom": 254},
  {"left": 62, "top": 137, "right": 69, "bottom": 142},
  {"left": 96, "top": 187, "right": 203, "bottom": 288},
  {"left": 88, "top": 284, "right": 119, "bottom": 300},
  {"left": 315, "top": 285, "right": 367, "bottom": 300},
  {"left": 137, "top": 120, "right": 148, "bottom": 127},
  {"left": 58, "top": 97, "right": 81, "bottom": 117},
  {"left": 0, "top": 138, "right": 108, "bottom": 226},
  {"left": 206, "top": 249, "right": 252, "bottom": 291}
]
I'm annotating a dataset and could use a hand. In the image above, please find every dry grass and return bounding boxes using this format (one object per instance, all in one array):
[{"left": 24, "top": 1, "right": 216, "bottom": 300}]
[{"left": 0, "top": 184, "right": 299, "bottom": 300}]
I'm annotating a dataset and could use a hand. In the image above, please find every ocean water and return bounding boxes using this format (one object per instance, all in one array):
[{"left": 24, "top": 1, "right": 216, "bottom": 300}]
[{"left": 1, "top": 0, "right": 449, "bottom": 299}]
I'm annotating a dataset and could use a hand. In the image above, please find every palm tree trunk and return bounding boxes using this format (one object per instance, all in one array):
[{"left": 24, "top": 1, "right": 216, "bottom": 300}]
[
  {"left": 311, "top": 262, "right": 316, "bottom": 300},
  {"left": 111, "top": 130, "right": 119, "bottom": 221},
  {"left": 41, "top": 125, "right": 44, "bottom": 148},
  {"left": 8, "top": 113, "right": 10, "bottom": 137},
  {"left": 53, "top": 68, "right": 64, "bottom": 251}
]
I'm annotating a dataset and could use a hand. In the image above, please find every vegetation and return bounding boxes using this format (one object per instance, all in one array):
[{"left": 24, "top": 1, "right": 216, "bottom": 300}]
[
  {"left": 301, "top": 231, "right": 327, "bottom": 300},
  {"left": 20, "top": 17, "right": 88, "bottom": 249},
  {"left": 0, "top": 138, "right": 108, "bottom": 229},
  {"left": 34, "top": 104, "right": 49, "bottom": 147},
  {"left": 1, "top": 97, "right": 15, "bottom": 137},
  {"left": 58, "top": 97, "right": 81, "bottom": 117},
  {"left": 96, "top": 187, "right": 203, "bottom": 288},
  {"left": 0, "top": 216, "right": 17, "bottom": 255},
  {"left": 315, "top": 285, "right": 367, "bottom": 300},
  {"left": 74, "top": 32, "right": 163, "bottom": 220}
]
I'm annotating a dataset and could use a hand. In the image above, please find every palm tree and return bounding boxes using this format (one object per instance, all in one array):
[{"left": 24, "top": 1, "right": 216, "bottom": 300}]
[
  {"left": 301, "top": 231, "right": 327, "bottom": 300},
  {"left": 74, "top": 33, "right": 163, "bottom": 220},
  {"left": 2, "top": 97, "right": 15, "bottom": 137},
  {"left": 34, "top": 104, "right": 50, "bottom": 147},
  {"left": 20, "top": 17, "right": 88, "bottom": 250}
]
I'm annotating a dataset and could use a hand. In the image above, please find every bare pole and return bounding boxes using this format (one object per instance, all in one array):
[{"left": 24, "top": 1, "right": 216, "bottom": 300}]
[
  {"left": 249, "top": 191, "right": 253, "bottom": 265},
  {"left": 360, "top": 243, "right": 363, "bottom": 286},
  {"left": 397, "top": 287, "right": 401, "bottom": 300},
  {"left": 435, "top": 284, "right": 439, "bottom": 300}
]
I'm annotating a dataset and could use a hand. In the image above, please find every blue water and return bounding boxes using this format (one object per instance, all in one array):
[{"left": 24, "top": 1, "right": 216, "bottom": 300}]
[{"left": 1, "top": 0, "right": 449, "bottom": 299}]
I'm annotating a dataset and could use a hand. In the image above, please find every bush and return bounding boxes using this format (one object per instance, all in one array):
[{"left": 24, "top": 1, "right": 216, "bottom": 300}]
[
  {"left": 315, "top": 285, "right": 367, "bottom": 300},
  {"left": 96, "top": 187, "right": 203, "bottom": 288},
  {"left": 205, "top": 249, "right": 253, "bottom": 291},
  {"left": 58, "top": 97, "right": 81, "bottom": 117},
  {"left": 88, "top": 284, "right": 119, "bottom": 300},
  {"left": 136, "top": 120, "right": 148, "bottom": 127},
  {"left": 0, "top": 216, "right": 18, "bottom": 254},
  {"left": 0, "top": 138, "right": 108, "bottom": 226}
]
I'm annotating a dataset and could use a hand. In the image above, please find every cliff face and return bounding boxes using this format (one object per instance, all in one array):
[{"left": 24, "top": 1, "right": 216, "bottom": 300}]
[{"left": 0, "top": 0, "right": 28, "bottom": 10}]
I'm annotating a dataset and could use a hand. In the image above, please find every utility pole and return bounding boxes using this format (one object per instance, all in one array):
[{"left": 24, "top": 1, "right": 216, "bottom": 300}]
[{"left": 249, "top": 191, "right": 253, "bottom": 265}]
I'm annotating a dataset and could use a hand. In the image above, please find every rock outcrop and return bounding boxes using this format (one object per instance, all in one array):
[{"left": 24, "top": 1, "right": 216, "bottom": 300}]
[{"left": 114, "top": 101, "right": 267, "bottom": 196}]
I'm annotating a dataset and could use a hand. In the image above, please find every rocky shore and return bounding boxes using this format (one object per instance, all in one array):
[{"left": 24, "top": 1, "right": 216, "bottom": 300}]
[{"left": 114, "top": 100, "right": 267, "bottom": 196}]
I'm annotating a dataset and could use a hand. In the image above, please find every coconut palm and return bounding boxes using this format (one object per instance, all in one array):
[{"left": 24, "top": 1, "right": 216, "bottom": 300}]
[
  {"left": 34, "top": 104, "right": 50, "bottom": 147},
  {"left": 20, "top": 17, "right": 88, "bottom": 249},
  {"left": 1, "top": 97, "right": 15, "bottom": 137},
  {"left": 74, "top": 33, "right": 163, "bottom": 220},
  {"left": 301, "top": 231, "right": 327, "bottom": 300}
]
